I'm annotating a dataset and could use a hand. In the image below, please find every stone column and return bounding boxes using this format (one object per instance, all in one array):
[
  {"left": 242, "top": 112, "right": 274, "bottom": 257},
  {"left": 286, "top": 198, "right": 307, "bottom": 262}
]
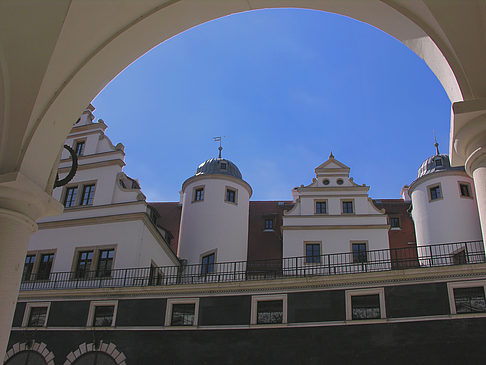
[
  {"left": 451, "top": 99, "right": 486, "bottom": 247},
  {"left": 0, "top": 173, "right": 62, "bottom": 358}
]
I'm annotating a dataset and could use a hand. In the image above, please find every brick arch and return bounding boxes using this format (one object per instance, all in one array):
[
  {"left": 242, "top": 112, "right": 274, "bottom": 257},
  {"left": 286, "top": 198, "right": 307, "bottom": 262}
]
[
  {"left": 63, "top": 341, "right": 126, "bottom": 365},
  {"left": 4, "top": 341, "right": 54, "bottom": 365}
]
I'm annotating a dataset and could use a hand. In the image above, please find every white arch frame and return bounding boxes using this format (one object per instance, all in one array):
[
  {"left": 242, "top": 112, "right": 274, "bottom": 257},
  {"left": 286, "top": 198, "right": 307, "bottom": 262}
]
[
  {"left": 63, "top": 341, "right": 126, "bottom": 365},
  {"left": 4, "top": 341, "right": 55, "bottom": 365}
]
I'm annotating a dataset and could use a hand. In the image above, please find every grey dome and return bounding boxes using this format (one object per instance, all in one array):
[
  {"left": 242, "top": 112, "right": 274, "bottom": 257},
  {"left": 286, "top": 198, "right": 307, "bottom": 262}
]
[
  {"left": 417, "top": 154, "right": 464, "bottom": 178},
  {"left": 195, "top": 158, "right": 242, "bottom": 179}
]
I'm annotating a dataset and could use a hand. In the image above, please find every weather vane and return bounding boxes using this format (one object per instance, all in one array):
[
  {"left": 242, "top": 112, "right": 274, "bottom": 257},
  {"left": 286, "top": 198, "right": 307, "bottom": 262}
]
[
  {"left": 433, "top": 130, "right": 439, "bottom": 155},
  {"left": 213, "top": 136, "right": 226, "bottom": 158}
]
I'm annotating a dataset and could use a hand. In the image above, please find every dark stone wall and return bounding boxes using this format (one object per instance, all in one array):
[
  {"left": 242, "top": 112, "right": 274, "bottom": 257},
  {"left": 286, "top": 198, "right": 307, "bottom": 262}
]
[
  {"left": 199, "top": 295, "right": 251, "bottom": 325},
  {"left": 12, "top": 302, "right": 26, "bottom": 327},
  {"left": 8, "top": 318, "right": 486, "bottom": 365},
  {"left": 47, "top": 301, "right": 90, "bottom": 327},
  {"left": 385, "top": 283, "right": 450, "bottom": 318},
  {"left": 116, "top": 299, "right": 166, "bottom": 326},
  {"left": 288, "top": 290, "right": 345, "bottom": 322}
]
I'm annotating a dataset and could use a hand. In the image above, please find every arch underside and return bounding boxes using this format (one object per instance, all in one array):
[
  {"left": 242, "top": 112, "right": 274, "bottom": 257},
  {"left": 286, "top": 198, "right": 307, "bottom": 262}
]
[{"left": 0, "top": 0, "right": 484, "bottom": 200}]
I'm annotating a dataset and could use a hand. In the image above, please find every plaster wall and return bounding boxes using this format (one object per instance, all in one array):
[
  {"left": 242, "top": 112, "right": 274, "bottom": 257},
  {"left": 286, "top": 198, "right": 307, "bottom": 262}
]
[
  {"left": 283, "top": 228, "right": 389, "bottom": 259},
  {"left": 178, "top": 177, "right": 250, "bottom": 264},
  {"left": 26, "top": 220, "right": 164, "bottom": 273},
  {"left": 411, "top": 173, "right": 482, "bottom": 245}
]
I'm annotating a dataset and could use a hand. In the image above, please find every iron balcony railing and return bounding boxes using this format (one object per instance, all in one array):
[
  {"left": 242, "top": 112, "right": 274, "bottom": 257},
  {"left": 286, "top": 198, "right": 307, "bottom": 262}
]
[{"left": 19, "top": 240, "right": 485, "bottom": 291}]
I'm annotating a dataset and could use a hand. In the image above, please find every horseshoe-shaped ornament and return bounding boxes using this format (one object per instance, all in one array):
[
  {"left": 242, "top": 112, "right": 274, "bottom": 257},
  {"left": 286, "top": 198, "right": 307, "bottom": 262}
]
[{"left": 54, "top": 145, "right": 78, "bottom": 188}]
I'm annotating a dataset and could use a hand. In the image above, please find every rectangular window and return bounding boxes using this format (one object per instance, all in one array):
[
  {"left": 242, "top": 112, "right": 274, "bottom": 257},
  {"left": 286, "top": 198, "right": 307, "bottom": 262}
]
[
  {"left": 305, "top": 243, "right": 321, "bottom": 264},
  {"left": 171, "top": 303, "right": 196, "bottom": 326},
  {"left": 460, "top": 183, "right": 471, "bottom": 197},
  {"left": 75, "top": 250, "right": 93, "bottom": 278},
  {"left": 201, "top": 253, "right": 215, "bottom": 275},
  {"left": 264, "top": 218, "right": 274, "bottom": 230},
  {"left": 251, "top": 295, "right": 287, "bottom": 325},
  {"left": 346, "top": 288, "right": 385, "bottom": 321},
  {"left": 342, "top": 200, "right": 354, "bottom": 214},
  {"left": 453, "top": 249, "right": 467, "bottom": 265},
  {"left": 165, "top": 299, "right": 199, "bottom": 327},
  {"left": 149, "top": 263, "right": 163, "bottom": 286},
  {"left": 390, "top": 217, "right": 400, "bottom": 228},
  {"left": 22, "top": 303, "right": 50, "bottom": 327},
  {"left": 352, "top": 243, "right": 367, "bottom": 263},
  {"left": 429, "top": 185, "right": 442, "bottom": 200},
  {"left": 315, "top": 201, "right": 327, "bottom": 214},
  {"left": 75, "top": 141, "right": 85, "bottom": 156},
  {"left": 64, "top": 186, "right": 78, "bottom": 207},
  {"left": 226, "top": 188, "right": 236, "bottom": 203},
  {"left": 22, "top": 255, "right": 35, "bottom": 281},
  {"left": 37, "top": 253, "right": 54, "bottom": 280},
  {"left": 351, "top": 294, "right": 381, "bottom": 320},
  {"left": 28, "top": 307, "right": 48, "bottom": 327},
  {"left": 257, "top": 300, "right": 283, "bottom": 324},
  {"left": 194, "top": 188, "right": 204, "bottom": 201},
  {"left": 80, "top": 184, "right": 95, "bottom": 206},
  {"left": 96, "top": 249, "right": 114, "bottom": 277},
  {"left": 93, "top": 305, "right": 115, "bottom": 327},
  {"left": 220, "top": 162, "right": 227, "bottom": 170},
  {"left": 435, "top": 159, "right": 442, "bottom": 167},
  {"left": 453, "top": 287, "right": 486, "bottom": 313}
]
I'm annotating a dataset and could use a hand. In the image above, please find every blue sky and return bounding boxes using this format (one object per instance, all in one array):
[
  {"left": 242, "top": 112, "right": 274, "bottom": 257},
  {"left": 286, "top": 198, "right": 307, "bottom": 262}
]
[{"left": 92, "top": 8, "right": 451, "bottom": 202}]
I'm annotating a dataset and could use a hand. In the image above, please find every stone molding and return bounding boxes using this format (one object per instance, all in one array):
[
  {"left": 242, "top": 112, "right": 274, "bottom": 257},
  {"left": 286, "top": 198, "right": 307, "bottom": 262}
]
[
  {"left": 63, "top": 341, "right": 126, "bottom": 365},
  {"left": 4, "top": 341, "right": 54, "bottom": 365}
]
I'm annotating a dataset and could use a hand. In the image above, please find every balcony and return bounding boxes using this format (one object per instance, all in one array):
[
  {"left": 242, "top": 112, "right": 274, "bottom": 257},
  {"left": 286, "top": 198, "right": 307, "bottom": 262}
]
[{"left": 19, "top": 240, "right": 485, "bottom": 291}]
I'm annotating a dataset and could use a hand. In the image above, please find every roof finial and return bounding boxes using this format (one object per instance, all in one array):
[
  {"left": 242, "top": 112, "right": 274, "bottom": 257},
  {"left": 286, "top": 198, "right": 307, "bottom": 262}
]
[
  {"left": 329, "top": 151, "right": 334, "bottom": 159},
  {"left": 213, "top": 136, "right": 224, "bottom": 158},
  {"left": 433, "top": 130, "right": 439, "bottom": 155}
]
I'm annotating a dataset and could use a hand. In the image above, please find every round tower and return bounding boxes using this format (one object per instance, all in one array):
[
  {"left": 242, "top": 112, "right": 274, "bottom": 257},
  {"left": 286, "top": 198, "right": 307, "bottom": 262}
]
[
  {"left": 177, "top": 157, "right": 252, "bottom": 268},
  {"left": 409, "top": 151, "right": 482, "bottom": 262}
]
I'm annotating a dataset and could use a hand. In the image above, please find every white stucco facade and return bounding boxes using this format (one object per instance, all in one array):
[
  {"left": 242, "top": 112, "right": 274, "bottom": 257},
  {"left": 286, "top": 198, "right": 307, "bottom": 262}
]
[
  {"left": 178, "top": 167, "right": 251, "bottom": 266},
  {"left": 283, "top": 156, "right": 389, "bottom": 269},
  {"left": 23, "top": 106, "right": 179, "bottom": 287}
]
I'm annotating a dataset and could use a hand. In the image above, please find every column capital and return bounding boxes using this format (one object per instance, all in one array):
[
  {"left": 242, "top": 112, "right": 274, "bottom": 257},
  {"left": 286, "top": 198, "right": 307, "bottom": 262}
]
[
  {"left": 0, "top": 171, "right": 63, "bottom": 231},
  {"left": 450, "top": 98, "right": 486, "bottom": 173}
]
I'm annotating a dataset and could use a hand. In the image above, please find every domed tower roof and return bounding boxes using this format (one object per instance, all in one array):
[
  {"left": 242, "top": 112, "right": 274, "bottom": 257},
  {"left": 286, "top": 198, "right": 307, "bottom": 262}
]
[
  {"left": 417, "top": 154, "right": 463, "bottom": 179},
  {"left": 195, "top": 158, "right": 242, "bottom": 179}
]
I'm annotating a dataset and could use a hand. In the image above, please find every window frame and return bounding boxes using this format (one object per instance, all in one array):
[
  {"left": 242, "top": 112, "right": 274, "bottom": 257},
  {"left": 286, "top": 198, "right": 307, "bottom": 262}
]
[
  {"left": 22, "top": 250, "right": 56, "bottom": 282},
  {"left": 250, "top": 294, "right": 288, "bottom": 325},
  {"left": 22, "top": 302, "right": 51, "bottom": 328},
  {"left": 61, "top": 180, "right": 97, "bottom": 208},
  {"left": 73, "top": 139, "right": 86, "bottom": 157},
  {"left": 350, "top": 241, "right": 368, "bottom": 264},
  {"left": 427, "top": 183, "right": 443, "bottom": 202},
  {"left": 165, "top": 298, "right": 200, "bottom": 327},
  {"left": 447, "top": 280, "right": 486, "bottom": 315},
  {"left": 341, "top": 199, "right": 354, "bottom": 214},
  {"left": 192, "top": 185, "right": 205, "bottom": 202},
  {"left": 263, "top": 217, "right": 274, "bottom": 231},
  {"left": 314, "top": 199, "right": 328, "bottom": 215},
  {"left": 345, "top": 288, "right": 386, "bottom": 321},
  {"left": 71, "top": 245, "right": 117, "bottom": 279},
  {"left": 225, "top": 186, "right": 238, "bottom": 205},
  {"left": 80, "top": 183, "right": 96, "bottom": 206},
  {"left": 389, "top": 216, "right": 401, "bottom": 230},
  {"left": 304, "top": 241, "right": 322, "bottom": 264},
  {"left": 458, "top": 181, "right": 473, "bottom": 199},
  {"left": 200, "top": 249, "right": 217, "bottom": 275},
  {"left": 87, "top": 300, "right": 118, "bottom": 327}
]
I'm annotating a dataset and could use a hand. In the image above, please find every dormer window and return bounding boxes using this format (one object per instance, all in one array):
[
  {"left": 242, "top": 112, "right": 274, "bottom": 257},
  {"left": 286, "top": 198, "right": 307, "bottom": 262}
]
[
  {"left": 435, "top": 159, "right": 442, "bottom": 167},
  {"left": 74, "top": 140, "right": 85, "bottom": 156},
  {"left": 220, "top": 162, "right": 227, "bottom": 170}
]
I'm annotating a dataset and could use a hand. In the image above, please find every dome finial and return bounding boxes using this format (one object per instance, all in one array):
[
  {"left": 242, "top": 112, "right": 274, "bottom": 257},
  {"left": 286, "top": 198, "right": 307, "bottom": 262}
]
[
  {"left": 213, "top": 136, "right": 225, "bottom": 158},
  {"left": 329, "top": 151, "right": 334, "bottom": 159},
  {"left": 434, "top": 131, "right": 439, "bottom": 155}
]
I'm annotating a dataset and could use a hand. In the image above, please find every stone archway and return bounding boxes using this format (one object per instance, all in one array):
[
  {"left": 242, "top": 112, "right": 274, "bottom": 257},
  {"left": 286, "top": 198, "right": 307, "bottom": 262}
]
[
  {"left": 4, "top": 342, "right": 54, "bottom": 365},
  {"left": 1, "top": 0, "right": 486, "bottom": 359}
]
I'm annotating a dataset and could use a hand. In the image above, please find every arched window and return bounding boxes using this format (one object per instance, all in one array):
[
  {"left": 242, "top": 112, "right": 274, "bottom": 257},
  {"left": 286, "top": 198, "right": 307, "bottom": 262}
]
[
  {"left": 4, "top": 351, "right": 47, "bottom": 365},
  {"left": 71, "top": 352, "right": 117, "bottom": 365}
]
